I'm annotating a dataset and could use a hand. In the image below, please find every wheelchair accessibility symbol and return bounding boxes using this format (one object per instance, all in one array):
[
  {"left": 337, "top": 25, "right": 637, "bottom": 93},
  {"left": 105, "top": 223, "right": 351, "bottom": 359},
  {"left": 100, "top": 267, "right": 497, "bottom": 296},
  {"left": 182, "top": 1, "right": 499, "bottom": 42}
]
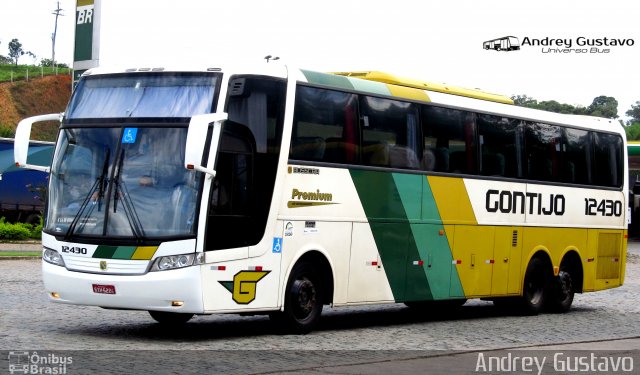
[
  {"left": 272, "top": 237, "right": 282, "bottom": 253},
  {"left": 122, "top": 128, "right": 138, "bottom": 144}
]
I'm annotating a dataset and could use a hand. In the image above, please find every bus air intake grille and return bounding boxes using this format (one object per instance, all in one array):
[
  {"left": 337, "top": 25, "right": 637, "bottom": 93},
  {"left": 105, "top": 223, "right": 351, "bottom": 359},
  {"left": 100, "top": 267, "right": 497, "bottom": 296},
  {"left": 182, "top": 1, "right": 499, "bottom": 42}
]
[
  {"left": 512, "top": 230, "right": 518, "bottom": 247},
  {"left": 596, "top": 233, "right": 621, "bottom": 280}
]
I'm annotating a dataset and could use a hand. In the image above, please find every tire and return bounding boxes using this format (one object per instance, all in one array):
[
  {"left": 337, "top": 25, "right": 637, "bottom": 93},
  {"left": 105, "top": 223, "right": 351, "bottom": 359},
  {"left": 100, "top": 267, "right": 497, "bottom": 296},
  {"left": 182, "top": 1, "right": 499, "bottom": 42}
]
[
  {"left": 547, "top": 269, "right": 574, "bottom": 313},
  {"left": 518, "top": 257, "right": 548, "bottom": 315},
  {"left": 271, "top": 261, "right": 323, "bottom": 334},
  {"left": 148, "top": 311, "right": 194, "bottom": 325}
]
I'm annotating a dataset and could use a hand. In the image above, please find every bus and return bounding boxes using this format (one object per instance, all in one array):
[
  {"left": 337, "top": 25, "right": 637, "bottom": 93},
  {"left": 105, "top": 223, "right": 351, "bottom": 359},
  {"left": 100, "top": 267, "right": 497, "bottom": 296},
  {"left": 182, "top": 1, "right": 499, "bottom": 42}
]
[
  {"left": 483, "top": 36, "right": 521, "bottom": 51},
  {"left": 0, "top": 138, "right": 53, "bottom": 224},
  {"left": 14, "top": 65, "right": 627, "bottom": 333}
]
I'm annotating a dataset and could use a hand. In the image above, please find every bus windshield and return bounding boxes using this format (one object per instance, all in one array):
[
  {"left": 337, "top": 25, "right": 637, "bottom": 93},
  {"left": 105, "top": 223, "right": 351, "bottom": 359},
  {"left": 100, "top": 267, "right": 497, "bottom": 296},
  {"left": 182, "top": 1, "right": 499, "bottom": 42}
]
[
  {"left": 66, "top": 73, "right": 217, "bottom": 119},
  {"left": 46, "top": 126, "right": 201, "bottom": 240},
  {"left": 45, "top": 72, "right": 220, "bottom": 240}
]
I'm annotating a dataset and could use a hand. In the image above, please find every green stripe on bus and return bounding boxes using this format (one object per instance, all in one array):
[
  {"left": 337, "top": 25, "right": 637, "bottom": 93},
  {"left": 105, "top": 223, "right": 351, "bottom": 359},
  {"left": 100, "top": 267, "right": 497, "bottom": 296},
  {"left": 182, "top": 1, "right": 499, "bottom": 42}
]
[
  {"left": 348, "top": 77, "right": 391, "bottom": 96},
  {"left": 417, "top": 179, "right": 465, "bottom": 299},
  {"left": 350, "top": 170, "right": 467, "bottom": 301},
  {"left": 112, "top": 246, "right": 137, "bottom": 260},
  {"left": 350, "top": 170, "right": 433, "bottom": 301},
  {"left": 93, "top": 245, "right": 117, "bottom": 259},
  {"left": 301, "top": 70, "right": 355, "bottom": 91},
  {"left": 392, "top": 174, "right": 422, "bottom": 221}
]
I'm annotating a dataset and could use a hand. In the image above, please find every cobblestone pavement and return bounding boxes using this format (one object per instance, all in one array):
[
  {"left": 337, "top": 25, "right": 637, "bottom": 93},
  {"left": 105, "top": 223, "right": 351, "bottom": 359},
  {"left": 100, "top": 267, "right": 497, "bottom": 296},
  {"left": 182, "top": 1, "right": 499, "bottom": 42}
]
[{"left": 1, "top": 252, "right": 639, "bottom": 374}]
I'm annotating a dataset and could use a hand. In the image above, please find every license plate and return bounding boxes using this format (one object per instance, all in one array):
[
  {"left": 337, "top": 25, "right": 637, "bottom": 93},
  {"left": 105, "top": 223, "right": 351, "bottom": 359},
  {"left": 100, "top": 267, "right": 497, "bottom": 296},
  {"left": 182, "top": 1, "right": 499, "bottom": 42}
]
[{"left": 92, "top": 284, "right": 116, "bottom": 294}]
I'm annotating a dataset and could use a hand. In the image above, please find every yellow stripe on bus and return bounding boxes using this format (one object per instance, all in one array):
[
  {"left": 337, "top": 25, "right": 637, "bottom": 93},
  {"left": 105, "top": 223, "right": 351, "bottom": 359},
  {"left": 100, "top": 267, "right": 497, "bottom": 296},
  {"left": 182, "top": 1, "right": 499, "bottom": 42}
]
[
  {"left": 385, "top": 84, "right": 431, "bottom": 102},
  {"left": 131, "top": 246, "right": 158, "bottom": 260},
  {"left": 427, "top": 176, "right": 477, "bottom": 224}
]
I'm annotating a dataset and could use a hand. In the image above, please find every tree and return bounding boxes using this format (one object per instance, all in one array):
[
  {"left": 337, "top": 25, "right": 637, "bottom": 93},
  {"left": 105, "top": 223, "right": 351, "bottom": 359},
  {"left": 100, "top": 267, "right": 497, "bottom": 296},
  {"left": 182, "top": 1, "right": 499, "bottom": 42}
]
[
  {"left": 587, "top": 95, "right": 618, "bottom": 119},
  {"left": 625, "top": 122, "right": 640, "bottom": 140},
  {"left": 40, "top": 58, "right": 68, "bottom": 68},
  {"left": 511, "top": 94, "right": 538, "bottom": 107},
  {"left": 8, "top": 38, "right": 24, "bottom": 65},
  {"left": 513, "top": 93, "right": 619, "bottom": 120},
  {"left": 26, "top": 51, "right": 37, "bottom": 64},
  {"left": 626, "top": 101, "right": 640, "bottom": 123}
]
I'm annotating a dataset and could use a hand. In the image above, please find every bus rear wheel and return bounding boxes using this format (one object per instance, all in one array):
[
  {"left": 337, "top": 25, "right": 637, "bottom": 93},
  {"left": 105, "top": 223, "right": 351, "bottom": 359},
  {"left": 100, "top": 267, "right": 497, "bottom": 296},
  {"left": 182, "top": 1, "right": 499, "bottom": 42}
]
[
  {"left": 148, "top": 311, "right": 194, "bottom": 325},
  {"left": 547, "top": 269, "right": 574, "bottom": 313},
  {"left": 271, "top": 261, "right": 323, "bottom": 334}
]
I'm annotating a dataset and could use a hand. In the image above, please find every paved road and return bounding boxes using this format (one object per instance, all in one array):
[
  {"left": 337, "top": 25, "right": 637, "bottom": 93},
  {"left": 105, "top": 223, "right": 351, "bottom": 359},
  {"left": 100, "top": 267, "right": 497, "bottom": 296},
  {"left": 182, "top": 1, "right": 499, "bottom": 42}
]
[{"left": 0, "top": 250, "right": 639, "bottom": 374}]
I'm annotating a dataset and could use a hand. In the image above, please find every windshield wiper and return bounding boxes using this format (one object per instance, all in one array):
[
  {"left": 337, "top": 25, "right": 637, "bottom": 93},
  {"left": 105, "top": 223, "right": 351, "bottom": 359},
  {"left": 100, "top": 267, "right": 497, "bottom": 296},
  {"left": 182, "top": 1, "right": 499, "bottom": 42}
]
[
  {"left": 63, "top": 177, "right": 101, "bottom": 240},
  {"left": 97, "top": 147, "right": 110, "bottom": 211},
  {"left": 64, "top": 147, "right": 111, "bottom": 240},
  {"left": 112, "top": 148, "right": 146, "bottom": 240}
]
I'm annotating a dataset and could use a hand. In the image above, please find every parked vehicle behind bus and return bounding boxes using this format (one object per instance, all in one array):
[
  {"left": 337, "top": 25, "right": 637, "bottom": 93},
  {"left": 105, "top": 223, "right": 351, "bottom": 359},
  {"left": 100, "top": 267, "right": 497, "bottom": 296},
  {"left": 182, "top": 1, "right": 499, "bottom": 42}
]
[{"left": 0, "top": 138, "right": 53, "bottom": 224}]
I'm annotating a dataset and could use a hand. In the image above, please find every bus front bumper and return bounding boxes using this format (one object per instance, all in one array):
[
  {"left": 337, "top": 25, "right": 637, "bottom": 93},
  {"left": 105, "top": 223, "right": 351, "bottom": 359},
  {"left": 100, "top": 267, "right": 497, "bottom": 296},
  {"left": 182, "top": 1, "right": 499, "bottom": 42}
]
[{"left": 42, "top": 261, "right": 205, "bottom": 313}]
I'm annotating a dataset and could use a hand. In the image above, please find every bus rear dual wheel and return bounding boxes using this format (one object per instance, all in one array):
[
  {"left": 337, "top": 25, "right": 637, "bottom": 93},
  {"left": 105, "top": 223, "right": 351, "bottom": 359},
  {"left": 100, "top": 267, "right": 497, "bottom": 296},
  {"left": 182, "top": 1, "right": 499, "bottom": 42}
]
[{"left": 496, "top": 257, "right": 574, "bottom": 314}]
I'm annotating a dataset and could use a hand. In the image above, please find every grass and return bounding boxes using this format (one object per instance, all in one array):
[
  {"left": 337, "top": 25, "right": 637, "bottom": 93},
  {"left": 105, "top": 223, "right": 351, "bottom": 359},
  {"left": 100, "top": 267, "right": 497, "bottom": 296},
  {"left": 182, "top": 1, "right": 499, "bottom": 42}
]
[
  {"left": 0, "top": 64, "right": 71, "bottom": 82},
  {"left": 0, "top": 251, "right": 41, "bottom": 257}
]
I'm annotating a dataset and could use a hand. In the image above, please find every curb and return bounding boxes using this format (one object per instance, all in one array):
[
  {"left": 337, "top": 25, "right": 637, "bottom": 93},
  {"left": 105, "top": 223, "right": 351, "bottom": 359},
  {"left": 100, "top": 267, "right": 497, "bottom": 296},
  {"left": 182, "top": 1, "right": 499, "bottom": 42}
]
[{"left": 0, "top": 256, "right": 41, "bottom": 260}]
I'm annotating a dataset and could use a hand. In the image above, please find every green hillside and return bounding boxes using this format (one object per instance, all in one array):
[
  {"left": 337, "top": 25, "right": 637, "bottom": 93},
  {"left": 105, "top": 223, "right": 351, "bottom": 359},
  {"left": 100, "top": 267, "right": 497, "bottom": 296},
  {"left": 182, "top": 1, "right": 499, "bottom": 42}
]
[
  {"left": 0, "top": 65, "right": 72, "bottom": 141},
  {"left": 0, "top": 64, "right": 71, "bottom": 82}
]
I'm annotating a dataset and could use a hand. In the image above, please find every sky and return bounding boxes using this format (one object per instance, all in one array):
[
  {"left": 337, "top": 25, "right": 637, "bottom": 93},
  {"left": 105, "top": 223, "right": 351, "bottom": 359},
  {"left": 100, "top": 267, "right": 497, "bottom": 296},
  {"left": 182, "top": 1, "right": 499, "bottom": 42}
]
[{"left": 1, "top": 0, "right": 639, "bottom": 119}]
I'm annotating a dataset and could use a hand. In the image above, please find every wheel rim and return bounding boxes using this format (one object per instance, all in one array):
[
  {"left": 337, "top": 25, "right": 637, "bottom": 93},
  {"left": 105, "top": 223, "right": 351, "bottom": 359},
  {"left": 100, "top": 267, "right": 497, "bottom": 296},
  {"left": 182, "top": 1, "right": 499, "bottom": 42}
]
[
  {"left": 557, "top": 271, "right": 573, "bottom": 301},
  {"left": 291, "top": 277, "right": 316, "bottom": 321},
  {"left": 524, "top": 274, "right": 544, "bottom": 306}
]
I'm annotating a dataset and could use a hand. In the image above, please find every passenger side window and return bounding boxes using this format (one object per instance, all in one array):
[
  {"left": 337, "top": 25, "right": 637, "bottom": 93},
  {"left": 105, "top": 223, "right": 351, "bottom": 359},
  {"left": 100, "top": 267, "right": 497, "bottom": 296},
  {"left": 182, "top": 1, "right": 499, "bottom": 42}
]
[
  {"left": 562, "top": 128, "right": 591, "bottom": 184},
  {"left": 360, "top": 96, "right": 420, "bottom": 169},
  {"left": 291, "top": 86, "right": 358, "bottom": 164},
  {"left": 422, "top": 106, "right": 477, "bottom": 174},
  {"left": 478, "top": 115, "right": 522, "bottom": 178},
  {"left": 525, "top": 123, "right": 562, "bottom": 182},
  {"left": 593, "top": 132, "right": 623, "bottom": 187}
]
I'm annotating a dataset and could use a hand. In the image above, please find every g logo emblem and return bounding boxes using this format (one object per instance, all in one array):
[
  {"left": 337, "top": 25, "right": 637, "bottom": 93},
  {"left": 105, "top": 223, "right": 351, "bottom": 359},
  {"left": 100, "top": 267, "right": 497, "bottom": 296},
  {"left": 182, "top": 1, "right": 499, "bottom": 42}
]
[
  {"left": 99, "top": 261, "right": 107, "bottom": 271},
  {"left": 220, "top": 271, "right": 270, "bottom": 304}
]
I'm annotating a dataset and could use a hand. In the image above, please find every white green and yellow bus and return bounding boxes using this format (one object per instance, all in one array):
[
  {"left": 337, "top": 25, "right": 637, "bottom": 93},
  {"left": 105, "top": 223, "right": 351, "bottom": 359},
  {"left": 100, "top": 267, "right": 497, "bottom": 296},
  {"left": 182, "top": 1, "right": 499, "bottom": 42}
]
[{"left": 14, "top": 65, "right": 627, "bottom": 333}]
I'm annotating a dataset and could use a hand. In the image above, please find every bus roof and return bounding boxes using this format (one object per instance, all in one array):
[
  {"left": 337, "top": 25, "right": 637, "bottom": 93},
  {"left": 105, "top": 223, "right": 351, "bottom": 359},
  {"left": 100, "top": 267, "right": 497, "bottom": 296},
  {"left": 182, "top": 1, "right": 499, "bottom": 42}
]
[
  {"left": 331, "top": 71, "right": 514, "bottom": 105},
  {"left": 79, "top": 65, "right": 623, "bottom": 136}
]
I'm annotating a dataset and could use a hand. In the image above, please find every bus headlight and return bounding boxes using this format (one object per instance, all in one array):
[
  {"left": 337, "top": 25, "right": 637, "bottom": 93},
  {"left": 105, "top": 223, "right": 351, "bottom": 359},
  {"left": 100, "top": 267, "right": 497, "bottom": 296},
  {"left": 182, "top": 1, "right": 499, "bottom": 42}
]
[
  {"left": 151, "top": 253, "right": 204, "bottom": 271},
  {"left": 43, "top": 248, "right": 65, "bottom": 267}
]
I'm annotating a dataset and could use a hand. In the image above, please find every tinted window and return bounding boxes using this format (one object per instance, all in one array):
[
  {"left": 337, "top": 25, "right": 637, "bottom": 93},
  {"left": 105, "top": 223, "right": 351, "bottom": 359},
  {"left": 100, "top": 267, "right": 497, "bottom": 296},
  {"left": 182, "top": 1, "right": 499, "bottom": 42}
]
[
  {"left": 593, "top": 132, "right": 623, "bottom": 187},
  {"left": 525, "top": 122, "right": 562, "bottom": 182},
  {"left": 206, "top": 77, "right": 285, "bottom": 250},
  {"left": 478, "top": 115, "right": 522, "bottom": 178},
  {"left": 422, "top": 106, "right": 477, "bottom": 174},
  {"left": 291, "top": 86, "right": 358, "bottom": 164},
  {"left": 562, "top": 128, "right": 591, "bottom": 184},
  {"left": 360, "top": 96, "right": 420, "bottom": 169}
]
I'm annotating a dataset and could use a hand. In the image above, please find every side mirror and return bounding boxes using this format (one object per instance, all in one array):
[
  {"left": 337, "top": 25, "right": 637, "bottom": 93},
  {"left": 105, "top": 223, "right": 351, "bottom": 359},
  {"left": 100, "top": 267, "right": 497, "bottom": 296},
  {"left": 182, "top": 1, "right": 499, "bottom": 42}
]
[
  {"left": 184, "top": 112, "right": 228, "bottom": 177},
  {"left": 14, "top": 113, "right": 63, "bottom": 172}
]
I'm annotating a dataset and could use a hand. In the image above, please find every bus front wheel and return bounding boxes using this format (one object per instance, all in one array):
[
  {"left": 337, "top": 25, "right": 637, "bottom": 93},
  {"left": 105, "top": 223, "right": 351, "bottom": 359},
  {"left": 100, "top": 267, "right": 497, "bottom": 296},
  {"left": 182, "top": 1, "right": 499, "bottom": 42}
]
[
  {"left": 148, "top": 311, "right": 194, "bottom": 325},
  {"left": 271, "top": 261, "right": 323, "bottom": 334}
]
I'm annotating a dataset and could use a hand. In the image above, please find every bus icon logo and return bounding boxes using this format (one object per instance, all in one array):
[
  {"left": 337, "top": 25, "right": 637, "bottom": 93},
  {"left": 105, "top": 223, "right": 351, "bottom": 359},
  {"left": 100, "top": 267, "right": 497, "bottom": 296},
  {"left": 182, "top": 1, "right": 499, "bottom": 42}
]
[
  {"left": 483, "top": 36, "right": 520, "bottom": 51},
  {"left": 8, "top": 351, "right": 30, "bottom": 374}
]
